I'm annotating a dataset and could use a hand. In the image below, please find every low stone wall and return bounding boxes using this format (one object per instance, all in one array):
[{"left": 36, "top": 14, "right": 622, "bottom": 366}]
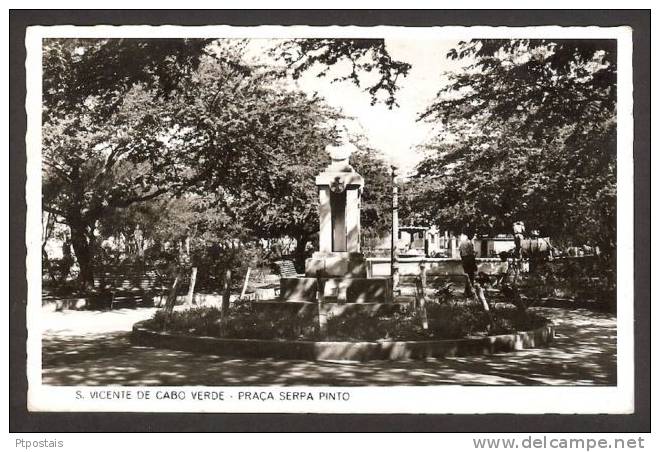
[
  {"left": 279, "top": 277, "right": 391, "bottom": 303},
  {"left": 367, "top": 257, "right": 508, "bottom": 278},
  {"left": 131, "top": 321, "right": 554, "bottom": 361}
]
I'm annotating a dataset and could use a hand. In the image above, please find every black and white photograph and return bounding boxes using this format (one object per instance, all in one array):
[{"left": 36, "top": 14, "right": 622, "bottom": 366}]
[{"left": 22, "top": 23, "right": 636, "bottom": 415}]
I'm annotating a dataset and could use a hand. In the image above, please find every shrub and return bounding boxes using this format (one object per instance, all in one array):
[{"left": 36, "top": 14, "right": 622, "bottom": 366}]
[
  {"left": 426, "top": 302, "right": 491, "bottom": 338},
  {"left": 144, "top": 299, "right": 550, "bottom": 341},
  {"left": 143, "top": 301, "right": 318, "bottom": 340}
]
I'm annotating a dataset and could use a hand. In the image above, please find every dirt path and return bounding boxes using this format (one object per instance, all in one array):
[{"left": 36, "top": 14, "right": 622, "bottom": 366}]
[{"left": 41, "top": 307, "right": 616, "bottom": 386}]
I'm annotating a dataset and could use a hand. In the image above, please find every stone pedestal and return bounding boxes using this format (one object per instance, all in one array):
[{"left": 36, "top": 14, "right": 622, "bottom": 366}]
[
  {"left": 305, "top": 251, "right": 367, "bottom": 278},
  {"left": 304, "top": 141, "right": 365, "bottom": 279},
  {"left": 279, "top": 132, "right": 393, "bottom": 304},
  {"left": 280, "top": 277, "right": 391, "bottom": 303}
]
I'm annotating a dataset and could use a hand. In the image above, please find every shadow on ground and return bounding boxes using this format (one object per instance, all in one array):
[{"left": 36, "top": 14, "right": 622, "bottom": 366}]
[{"left": 41, "top": 307, "right": 616, "bottom": 386}]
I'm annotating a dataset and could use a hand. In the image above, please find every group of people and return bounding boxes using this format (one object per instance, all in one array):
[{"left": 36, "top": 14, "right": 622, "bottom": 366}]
[{"left": 458, "top": 221, "right": 532, "bottom": 297}]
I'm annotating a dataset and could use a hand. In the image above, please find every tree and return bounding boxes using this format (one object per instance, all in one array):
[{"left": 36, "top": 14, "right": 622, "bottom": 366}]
[
  {"left": 275, "top": 39, "right": 411, "bottom": 107},
  {"left": 225, "top": 98, "right": 334, "bottom": 270},
  {"left": 43, "top": 38, "right": 407, "bottom": 286},
  {"left": 42, "top": 38, "right": 305, "bottom": 286},
  {"left": 162, "top": 52, "right": 347, "bottom": 271},
  {"left": 348, "top": 136, "right": 393, "bottom": 243},
  {"left": 98, "top": 192, "right": 259, "bottom": 292},
  {"left": 414, "top": 39, "right": 616, "bottom": 255},
  {"left": 42, "top": 38, "right": 216, "bottom": 287}
]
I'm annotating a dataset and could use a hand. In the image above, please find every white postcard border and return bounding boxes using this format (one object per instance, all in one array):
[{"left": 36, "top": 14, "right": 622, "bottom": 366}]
[{"left": 25, "top": 24, "right": 634, "bottom": 414}]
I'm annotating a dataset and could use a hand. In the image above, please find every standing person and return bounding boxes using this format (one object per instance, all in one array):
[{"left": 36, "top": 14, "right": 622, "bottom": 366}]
[
  {"left": 459, "top": 231, "right": 477, "bottom": 297},
  {"left": 528, "top": 229, "right": 542, "bottom": 273},
  {"left": 513, "top": 220, "right": 526, "bottom": 259},
  {"left": 60, "top": 233, "right": 74, "bottom": 284}
]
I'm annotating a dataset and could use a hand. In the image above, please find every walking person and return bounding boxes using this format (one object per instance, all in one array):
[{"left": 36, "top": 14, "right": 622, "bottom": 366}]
[
  {"left": 459, "top": 230, "right": 477, "bottom": 297},
  {"left": 513, "top": 220, "right": 526, "bottom": 259}
]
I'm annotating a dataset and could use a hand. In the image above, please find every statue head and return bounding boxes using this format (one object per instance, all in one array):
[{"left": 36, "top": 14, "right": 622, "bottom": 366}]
[{"left": 325, "top": 125, "right": 356, "bottom": 171}]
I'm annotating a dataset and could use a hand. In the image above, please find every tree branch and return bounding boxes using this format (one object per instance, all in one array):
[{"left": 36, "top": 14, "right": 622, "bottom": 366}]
[
  {"left": 110, "top": 187, "right": 170, "bottom": 209},
  {"left": 42, "top": 160, "right": 73, "bottom": 183}
]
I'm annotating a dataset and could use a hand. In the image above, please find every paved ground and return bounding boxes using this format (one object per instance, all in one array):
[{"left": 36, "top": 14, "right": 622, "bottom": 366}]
[{"left": 41, "top": 306, "right": 616, "bottom": 386}]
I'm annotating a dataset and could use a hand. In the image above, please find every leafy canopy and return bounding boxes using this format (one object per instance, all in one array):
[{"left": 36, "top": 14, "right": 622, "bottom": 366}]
[
  {"left": 275, "top": 39, "right": 411, "bottom": 107},
  {"left": 411, "top": 39, "right": 616, "bottom": 251}
]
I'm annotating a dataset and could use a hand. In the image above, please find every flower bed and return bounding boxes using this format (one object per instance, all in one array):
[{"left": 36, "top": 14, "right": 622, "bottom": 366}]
[{"left": 141, "top": 299, "right": 549, "bottom": 342}]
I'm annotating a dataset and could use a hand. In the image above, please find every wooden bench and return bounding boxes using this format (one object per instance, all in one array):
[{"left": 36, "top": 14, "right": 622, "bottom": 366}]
[
  {"left": 272, "top": 260, "right": 303, "bottom": 299},
  {"left": 93, "top": 268, "right": 173, "bottom": 309},
  {"left": 274, "top": 260, "right": 303, "bottom": 278}
]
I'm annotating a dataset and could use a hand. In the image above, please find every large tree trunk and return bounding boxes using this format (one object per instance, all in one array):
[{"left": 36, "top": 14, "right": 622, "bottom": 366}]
[{"left": 69, "top": 221, "right": 95, "bottom": 290}]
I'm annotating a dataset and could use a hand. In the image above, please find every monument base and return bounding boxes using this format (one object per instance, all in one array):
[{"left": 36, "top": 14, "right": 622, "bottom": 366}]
[
  {"left": 305, "top": 251, "right": 367, "bottom": 278},
  {"left": 280, "top": 277, "right": 391, "bottom": 303}
]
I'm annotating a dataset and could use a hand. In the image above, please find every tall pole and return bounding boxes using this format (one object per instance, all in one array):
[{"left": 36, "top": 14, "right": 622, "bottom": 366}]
[{"left": 391, "top": 164, "right": 400, "bottom": 296}]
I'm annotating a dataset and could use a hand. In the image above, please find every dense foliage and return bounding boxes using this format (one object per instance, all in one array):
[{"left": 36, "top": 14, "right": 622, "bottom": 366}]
[
  {"left": 43, "top": 38, "right": 394, "bottom": 287},
  {"left": 410, "top": 39, "right": 616, "bottom": 256},
  {"left": 275, "top": 38, "right": 411, "bottom": 107},
  {"left": 43, "top": 37, "right": 618, "bottom": 295},
  {"left": 42, "top": 39, "right": 213, "bottom": 286}
]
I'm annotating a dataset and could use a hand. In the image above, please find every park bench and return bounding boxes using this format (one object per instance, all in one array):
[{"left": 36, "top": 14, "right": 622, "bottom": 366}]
[
  {"left": 274, "top": 260, "right": 303, "bottom": 278},
  {"left": 93, "top": 267, "right": 173, "bottom": 309},
  {"left": 271, "top": 260, "right": 304, "bottom": 299}
]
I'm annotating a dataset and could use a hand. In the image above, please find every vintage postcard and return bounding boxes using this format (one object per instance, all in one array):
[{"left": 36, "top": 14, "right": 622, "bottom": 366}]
[{"left": 24, "top": 24, "right": 634, "bottom": 414}]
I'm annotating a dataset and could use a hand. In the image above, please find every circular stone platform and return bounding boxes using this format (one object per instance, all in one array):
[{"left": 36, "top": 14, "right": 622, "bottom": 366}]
[{"left": 131, "top": 321, "right": 554, "bottom": 361}]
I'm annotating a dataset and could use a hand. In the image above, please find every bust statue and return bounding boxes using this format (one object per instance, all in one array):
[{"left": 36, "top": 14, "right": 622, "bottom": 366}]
[{"left": 325, "top": 127, "right": 356, "bottom": 172}]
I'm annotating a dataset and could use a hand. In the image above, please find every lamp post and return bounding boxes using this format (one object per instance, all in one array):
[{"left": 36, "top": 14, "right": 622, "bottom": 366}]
[{"left": 391, "top": 164, "right": 400, "bottom": 296}]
